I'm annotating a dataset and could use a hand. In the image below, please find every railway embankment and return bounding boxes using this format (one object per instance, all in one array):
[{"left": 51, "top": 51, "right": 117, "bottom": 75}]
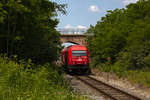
[
  {"left": 64, "top": 72, "right": 149, "bottom": 100},
  {"left": 91, "top": 68, "right": 150, "bottom": 100}
]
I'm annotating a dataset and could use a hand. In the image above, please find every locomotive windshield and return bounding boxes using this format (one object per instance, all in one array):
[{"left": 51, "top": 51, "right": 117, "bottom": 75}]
[{"left": 72, "top": 50, "right": 86, "bottom": 56}]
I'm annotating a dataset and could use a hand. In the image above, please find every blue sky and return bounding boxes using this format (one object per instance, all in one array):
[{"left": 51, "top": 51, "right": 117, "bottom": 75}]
[{"left": 53, "top": 0, "right": 138, "bottom": 29}]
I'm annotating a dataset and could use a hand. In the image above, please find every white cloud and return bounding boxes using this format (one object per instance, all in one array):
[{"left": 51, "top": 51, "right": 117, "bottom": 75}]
[
  {"left": 62, "top": 25, "right": 87, "bottom": 34},
  {"left": 64, "top": 24, "right": 72, "bottom": 29},
  {"left": 88, "top": 5, "right": 100, "bottom": 13},
  {"left": 123, "top": 0, "right": 139, "bottom": 5},
  {"left": 76, "top": 25, "right": 87, "bottom": 29},
  {"left": 64, "top": 25, "right": 87, "bottom": 29}
]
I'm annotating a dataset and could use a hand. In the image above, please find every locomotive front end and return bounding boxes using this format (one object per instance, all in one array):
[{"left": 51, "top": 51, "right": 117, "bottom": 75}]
[{"left": 67, "top": 45, "right": 90, "bottom": 73}]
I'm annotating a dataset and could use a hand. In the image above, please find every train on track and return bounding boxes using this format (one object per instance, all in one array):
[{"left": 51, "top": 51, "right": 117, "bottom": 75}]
[{"left": 61, "top": 45, "right": 91, "bottom": 73}]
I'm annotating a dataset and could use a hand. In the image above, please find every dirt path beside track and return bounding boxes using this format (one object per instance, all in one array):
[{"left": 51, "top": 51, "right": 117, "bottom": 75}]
[{"left": 91, "top": 68, "right": 150, "bottom": 100}]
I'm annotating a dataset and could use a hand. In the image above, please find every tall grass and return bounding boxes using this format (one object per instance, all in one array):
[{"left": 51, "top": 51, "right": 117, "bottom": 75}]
[
  {"left": 0, "top": 57, "right": 87, "bottom": 100},
  {"left": 94, "top": 62, "right": 150, "bottom": 87}
]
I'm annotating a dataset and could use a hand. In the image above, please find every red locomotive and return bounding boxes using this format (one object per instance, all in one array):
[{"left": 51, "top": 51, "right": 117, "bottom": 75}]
[{"left": 61, "top": 45, "right": 90, "bottom": 73}]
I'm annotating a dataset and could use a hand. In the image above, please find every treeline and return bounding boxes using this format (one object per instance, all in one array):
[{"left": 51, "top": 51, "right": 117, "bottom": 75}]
[
  {"left": 0, "top": 0, "right": 65, "bottom": 63},
  {"left": 87, "top": 0, "right": 150, "bottom": 69},
  {"left": 0, "top": 1, "right": 88, "bottom": 99}
]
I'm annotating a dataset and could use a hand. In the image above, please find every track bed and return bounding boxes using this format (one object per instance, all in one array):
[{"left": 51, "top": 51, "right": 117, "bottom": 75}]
[{"left": 75, "top": 75, "right": 143, "bottom": 100}]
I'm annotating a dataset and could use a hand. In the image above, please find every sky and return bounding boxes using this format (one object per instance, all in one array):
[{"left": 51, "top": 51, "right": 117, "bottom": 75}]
[{"left": 53, "top": 0, "right": 139, "bottom": 29}]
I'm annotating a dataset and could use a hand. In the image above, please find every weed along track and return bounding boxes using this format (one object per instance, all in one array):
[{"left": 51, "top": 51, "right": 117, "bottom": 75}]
[{"left": 75, "top": 75, "right": 142, "bottom": 100}]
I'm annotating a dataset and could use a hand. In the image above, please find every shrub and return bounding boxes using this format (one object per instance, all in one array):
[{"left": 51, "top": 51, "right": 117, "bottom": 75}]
[{"left": 0, "top": 57, "right": 87, "bottom": 100}]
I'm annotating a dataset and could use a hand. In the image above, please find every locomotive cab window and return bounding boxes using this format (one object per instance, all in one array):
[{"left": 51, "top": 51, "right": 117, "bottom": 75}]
[{"left": 72, "top": 51, "right": 86, "bottom": 56}]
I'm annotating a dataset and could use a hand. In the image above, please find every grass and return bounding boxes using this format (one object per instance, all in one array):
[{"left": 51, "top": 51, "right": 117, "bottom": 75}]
[
  {"left": 93, "top": 63, "right": 150, "bottom": 87},
  {"left": 125, "top": 70, "right": 150, "bottom": 87},
  {"left": 0, "top": 56, "right": 88, "bottom": 100}
]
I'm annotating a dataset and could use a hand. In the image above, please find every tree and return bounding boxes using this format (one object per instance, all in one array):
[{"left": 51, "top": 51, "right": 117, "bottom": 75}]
[
  {"left": 87, "top": 0, "right": 150, "bottom": 69},
  {"left": 0, "top": 0, "right": 66, "bottom": 63}
]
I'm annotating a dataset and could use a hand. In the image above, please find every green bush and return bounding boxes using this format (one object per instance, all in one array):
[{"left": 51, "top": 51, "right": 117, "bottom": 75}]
[{"left": 0, "top": 57, "right": 87, "bottom": 100}]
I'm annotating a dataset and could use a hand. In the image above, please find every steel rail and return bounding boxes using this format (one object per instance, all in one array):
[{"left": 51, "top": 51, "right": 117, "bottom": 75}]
[{"left": 75, "top": 76, "right": 142, "bottom": 100}]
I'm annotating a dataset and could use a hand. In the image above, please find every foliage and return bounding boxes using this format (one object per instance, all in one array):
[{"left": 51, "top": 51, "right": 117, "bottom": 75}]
[
  {"left": 87, "top": 0, "right": 150, "bottom": 86},
  {"left": 0, "top": 56, "right": 87, "bottom": 100},
  {"left": 87, "top": 8, "right": 128, "bottom": 64},
  {"left": 87, "top": 0, "right": 150, "bottom": 69},
  {"left": 0, "top": 0, "right": 66, "bottom": 63},
  {"left": 0, "top": 2, "right": 7, "bottom": 23}
]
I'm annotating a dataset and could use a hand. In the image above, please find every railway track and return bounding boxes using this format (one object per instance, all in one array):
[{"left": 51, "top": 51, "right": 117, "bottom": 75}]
[{"left": 75, "top": 75, "right": 142, "bottom": 100}]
